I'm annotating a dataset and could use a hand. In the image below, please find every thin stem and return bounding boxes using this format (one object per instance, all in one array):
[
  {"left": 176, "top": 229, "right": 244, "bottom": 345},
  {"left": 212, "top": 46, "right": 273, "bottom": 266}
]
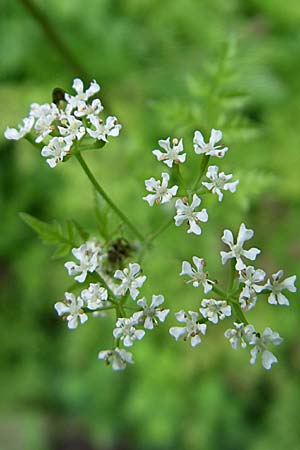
[
  {"left": 19, "top": 0, "right": 88, "bottom": 79},
  {"left": 146, "top": 216, "right": 174, "bottom": 245},
  {"left": 212, "top": 285, "right": 227, "bottom": 298},
  {"left": 192, "top": 154, "right": 210, "bottom": 191},
  {"left": 75, "top": 153, "right": 144, "bottom": 241},
  {"left": 227, "top": 259, "right": 236, "bottom": 294}
]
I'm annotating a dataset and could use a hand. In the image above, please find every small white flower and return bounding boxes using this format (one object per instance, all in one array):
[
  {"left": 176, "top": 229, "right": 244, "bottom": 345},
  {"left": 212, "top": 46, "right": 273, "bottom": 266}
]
[
  {"left": 65, "top": 78, "right": 100, "bottom": 112},
  {"left": 180, "top": 256, "right": 214, "bottom": 293},
  {"left": 265, "top": 270, "right": 297, "bottom": 306},
  {"left": 220, "top": 223, "right": 261, "bottom": 271},
  {"left": 133, "top": 295, "right": 170, "bottom": 330},
  {"left": 4, "top": 116, "right": 34, "bottom": 140},
  {"left": 169, "top": 310, "right": 207, "bottom": 347},
  {"left": 98, "top": 348, "right": 134, "bottom": 370},
  {"left": 41, "top": 136, "right": 72, "bottom": 168},
  {"left": 54, "top": 292, "right": 88, "bottom": 329},
  {"left": 65, "top": 239, "right": 102, "bottom": 283},
  {"left": 58, "top": 115, "right": 85, "bottom": 140},
  {"left": 152, "top": 137, "right": 186, "bottom": 168},
  {"left": 200, "top": 299, "right": 231, "bottom": 324},
  {"left": 30, "top": 102, "right": 59, "bottom": 120},
  {"left": 224, "top": 322, "right": 256, "bottom": 350},
  {"left": 74, "top": 99, "right": 104, "bottom": 118},
  {"left": 113, "top": 317, "right": 145, "bottom": 347},
  {"left": 174, "top": 194, "right": 208, "bottom": 235},
  {"left": 143, "top": 172, "right": 178, "bottom": 206},
  {"left": 202, "top": 165, "right": 239, "bottom": 201},
  {"left": 193, "top": 128, "right": 228, "bottom": 158},
  {"left": 34, "top": 114, "right": 56, "bottom": 143},
  {"left": 87, "top": 115, "right": 121, "bottom": 142},
  {"left": 239, "top": 266, "right": 265, "bottom": 311},
  {"left": 248, "top": 327, "right": 283, "bottom": 370},
  {"left": 81, "top": 283, "right": 109, "bottom": 310},
  {"left": 114, "top": 263, "right": 146, "bottom": 300}
]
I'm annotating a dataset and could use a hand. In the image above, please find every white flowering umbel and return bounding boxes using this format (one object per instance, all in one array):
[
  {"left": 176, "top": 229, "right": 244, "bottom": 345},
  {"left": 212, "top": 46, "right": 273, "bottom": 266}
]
[
  {"left": 4, "top": 77, "right": 121, "bottom": 168},
  {"left": 180, "top": 257, "right": 214, "bottom": 293},
  {"left": 143, "top": 172, "right": 178, "bottom": 206},
  {"left": 220, "top": 223, "right": 261, "bottom": 271},
  {"left": 55, "top": 292, "right": 88, "bottom": 329},
  {"left": 170, "top": 311, "right": 207, "bottom": 347},
  {"left": 193, "top": 129, "right": 228, "bottom": 158},
  {"left": 265, "top": 270, "right": 297, "bottom": 306},
  {"left": 202, "top": 165, "right": 239, "bottom": 201},
  {"left": 174, "top": 194, "right": 208, "bottom": 235},
  {"left": 114, "top": 263, "right": 146, "bottom": 300},
  {"left": 152, "top": 137, "right": 186, "bottom": 167},
  {"left": 6, "top": 78, "right": 297, "bottom": 372}
]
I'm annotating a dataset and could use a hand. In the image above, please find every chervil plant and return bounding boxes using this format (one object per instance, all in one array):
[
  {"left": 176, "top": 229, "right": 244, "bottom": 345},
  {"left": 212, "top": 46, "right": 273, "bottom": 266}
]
[{"left": 5, "top": 77, "right": 297, "bottom": 371}]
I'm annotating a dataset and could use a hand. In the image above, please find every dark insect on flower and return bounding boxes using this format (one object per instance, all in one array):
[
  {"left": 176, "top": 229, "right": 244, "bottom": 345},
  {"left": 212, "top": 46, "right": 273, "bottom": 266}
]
[
  {"left": 52, "top": 87, "right": 66, "bottom": 106},
  {"left": 107, "top": 238, "right": 131, "bottom": 266}
]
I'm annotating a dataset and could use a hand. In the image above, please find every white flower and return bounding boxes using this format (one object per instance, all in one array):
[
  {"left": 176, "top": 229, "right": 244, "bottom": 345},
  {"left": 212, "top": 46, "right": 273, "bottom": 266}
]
[
  {"left": 132, "top": 295, "right": 170, "bottom": 330},
  {"left": 202, "top": 165, "right": 239, "bottom": 201},
  {"left": 65, "top": 78, "right": 100, "bottom": 112},
  {"left": 152, "top": 137, "right": 186, "bottom": 168},
  {"left": 200, "top": 299, "right": 231, "bottom": 324},
  {"left": 143, "top": 172, "right": 178, "bottom": 206},
  {"left": 87, "top": 115, "right": 121, "bottom": 142},
  {"left": 113, "top": 317, "right": 145, "bottom": 347},
  {"left": 248, "top": 327, "right": 283, "bottom": 370},
  {"left": 220, "top": 223, "right": 261, "bottom": 271},
  {"left": 58, "top": 115, "right": 85, "bottom": 140},
  {"left": 193, "top": 128, "right": 228, "bottom": 158},
  {"left": 74, "top": 99, "right": 103, "bottom": 118},
  {"left": 180, "top": 257, "right": 214, "bottom": 293},
  {"left": 4, "top": 116, "right": 34, "bottom": 140},
  {"left": 65, "top": 239, "right": 102, "bottom": 283},
  {"left": 98, "top": 348, "right": 134, "bottom": 370},
  {"left": 114, "top": 263, "right": 146, "bottom": 300},
  {"left": 54, "top": 292, "right": 88, "bottom": 329},
  {"left": 41, "top": 136, "right": 72, "bottom": 168},
  {"left": 224, "top": 322, "right": 256, "bottom": 350},
  {"left": 30, "top": 102, "right": 59, "bottom": 120},
  {"left": 239, "top": 266, "right": 266, "bottom": 311},
  {"left": 81, "top": 283, "right": 109, "bottom": 310},
  {"left": 265, "top": 270, "right": 297, "bottom": 306},
  {"left": 174, "top": 194, "right": 208, "bottom": 235},
  {"left": 169, "top": 310, "right": 207, "bottom": 347},
  {"left": 34, "top": 114, "right": 56, "bottom": 143}
]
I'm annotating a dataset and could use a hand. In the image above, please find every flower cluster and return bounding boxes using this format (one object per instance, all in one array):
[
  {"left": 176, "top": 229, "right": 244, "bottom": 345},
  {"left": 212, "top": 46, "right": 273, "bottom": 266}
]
[
  {"left": 4, "top": 78, "right": 121, "bottom": 168},
  {"left": 54, "top": 236, "right": 169, "bottom": 370},
  {"left": 144, "top": 129, "right": 238, "bottom": 236},
  {"left": 5, "top": 78, "right": 297, "bottom": 373},
  {"left": 170, "top": 222, "right": 297, "bottom": 370}
]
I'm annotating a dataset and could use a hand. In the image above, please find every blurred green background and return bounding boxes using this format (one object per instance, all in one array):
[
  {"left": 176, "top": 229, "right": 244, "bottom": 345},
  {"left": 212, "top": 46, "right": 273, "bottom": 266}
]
[{"left": 1, "top": 1, "right": 300, "bottom": 449}]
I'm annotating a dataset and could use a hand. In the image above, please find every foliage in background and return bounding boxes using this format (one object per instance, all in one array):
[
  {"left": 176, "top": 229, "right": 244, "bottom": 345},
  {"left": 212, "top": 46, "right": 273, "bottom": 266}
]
[{"left": 0, "top": 1, "right": 300, "bottom": 449}]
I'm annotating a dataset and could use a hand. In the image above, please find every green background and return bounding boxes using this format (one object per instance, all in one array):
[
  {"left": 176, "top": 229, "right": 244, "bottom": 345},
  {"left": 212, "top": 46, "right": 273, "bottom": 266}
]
[{"left": 1, "top": 1, "right": 300, "bottom": 449}]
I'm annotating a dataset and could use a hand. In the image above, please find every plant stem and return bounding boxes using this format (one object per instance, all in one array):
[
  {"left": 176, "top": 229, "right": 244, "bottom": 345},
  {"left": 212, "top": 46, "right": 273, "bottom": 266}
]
[
  {"left": 75, "top": 153, "right": 144, "bottom": 241},
  {"left": 192, "top": 154, "right": 210, "bottom": 191}
]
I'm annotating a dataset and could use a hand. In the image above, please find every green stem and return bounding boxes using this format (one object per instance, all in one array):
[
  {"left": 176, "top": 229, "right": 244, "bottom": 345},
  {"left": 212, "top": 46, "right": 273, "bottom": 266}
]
[
  {"left": 212, "top": 285, "right": 227, "bottom": 298},
  {"left": 146, "top": 216, "right": 174, "bottom": 245},
  {"left": 227, "top": 259, "right": 236, "bottom": 294},
  {"left": 192, "top": 154, "right": 210, "bottom": 191},
  {"left": 75, "top": 153, "right": 144, "bottom": 241}
]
